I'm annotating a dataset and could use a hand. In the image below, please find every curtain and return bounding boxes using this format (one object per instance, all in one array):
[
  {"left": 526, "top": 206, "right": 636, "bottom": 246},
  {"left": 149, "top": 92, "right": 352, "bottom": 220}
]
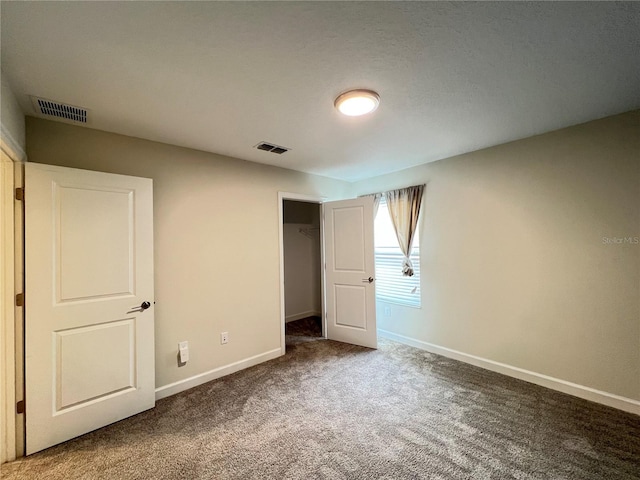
[
  {"left": 372, "top": 193, "right": 382, "bottom": 218},
  {"left": 384, "top": 185, "right": 424, "bottom": 276}
]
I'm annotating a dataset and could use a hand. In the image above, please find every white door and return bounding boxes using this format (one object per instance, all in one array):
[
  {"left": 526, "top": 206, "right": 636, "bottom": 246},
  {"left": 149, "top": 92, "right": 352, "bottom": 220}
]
[
  {"left": 25, "top": 163, "right": 155, "bottom": 454},
  {"left": 323, "top": 197, "right": 377, "bottom": 349}
]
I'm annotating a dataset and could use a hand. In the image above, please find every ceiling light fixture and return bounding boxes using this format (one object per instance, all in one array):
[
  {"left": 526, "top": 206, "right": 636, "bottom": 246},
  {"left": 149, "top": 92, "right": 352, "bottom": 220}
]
[{"left": 334, "top": 89, "right": 380, "bottom": 116}]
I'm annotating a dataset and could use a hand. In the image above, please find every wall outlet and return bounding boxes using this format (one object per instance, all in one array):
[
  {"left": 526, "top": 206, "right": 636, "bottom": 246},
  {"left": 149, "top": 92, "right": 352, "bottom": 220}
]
[
  {"left": 383, "top": 306, "right": 391, "bottom": 317},
  {"left": 220, "top": 332, "right": 229, "bottom": 345}
]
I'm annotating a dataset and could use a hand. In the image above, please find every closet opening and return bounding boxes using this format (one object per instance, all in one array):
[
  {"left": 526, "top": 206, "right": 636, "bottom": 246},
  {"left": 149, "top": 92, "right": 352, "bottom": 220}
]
[{"left": 280, "top": 198, "right": 323, "bottom": 351}]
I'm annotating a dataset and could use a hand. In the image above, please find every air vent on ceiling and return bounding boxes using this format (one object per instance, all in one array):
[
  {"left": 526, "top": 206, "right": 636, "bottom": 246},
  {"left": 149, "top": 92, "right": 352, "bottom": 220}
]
[
  {"left": 31, "top": 96, "right": 88, "bottom": 124},
  {"left": 255, "top": 142, "right": 290, "bottom": 154}
]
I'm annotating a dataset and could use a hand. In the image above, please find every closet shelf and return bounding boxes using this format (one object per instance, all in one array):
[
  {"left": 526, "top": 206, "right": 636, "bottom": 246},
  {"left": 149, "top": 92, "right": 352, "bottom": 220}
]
[{"left": 298, "top": 227, "right": 319, "bottom": 239}]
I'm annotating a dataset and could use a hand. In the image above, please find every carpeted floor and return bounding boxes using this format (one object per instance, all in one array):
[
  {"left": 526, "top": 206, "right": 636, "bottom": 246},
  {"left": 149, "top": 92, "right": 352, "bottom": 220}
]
[
  {"left": 285, "top": 315, "right": 323, "bottom": 341},
  {"left": 2, "top": 318, "right": 639, "bottom": 479}
]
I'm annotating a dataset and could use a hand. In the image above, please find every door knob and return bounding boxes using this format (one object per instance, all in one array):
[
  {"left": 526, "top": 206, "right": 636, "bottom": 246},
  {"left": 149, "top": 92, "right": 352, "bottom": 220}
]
[
  {"left": 362, "top": 277, "right": 374, "bottom": 283},
  {"left": 128, "top": 301, "right": 152, "bottom": 313}
]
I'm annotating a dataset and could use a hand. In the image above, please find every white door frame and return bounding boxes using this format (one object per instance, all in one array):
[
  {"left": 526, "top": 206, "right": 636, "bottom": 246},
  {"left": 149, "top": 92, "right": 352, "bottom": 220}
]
[
  {"left": 0, "top": 139, "right": 23, "bottom": 463},
  {"left": 277, "top": 192, "right": 326, "bottom": 354}
]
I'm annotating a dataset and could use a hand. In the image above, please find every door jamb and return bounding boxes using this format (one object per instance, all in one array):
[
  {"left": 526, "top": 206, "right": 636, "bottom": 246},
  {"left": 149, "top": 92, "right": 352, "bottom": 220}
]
[
  {"left": 277, "top": 192, "right": 326, "bottom": 355},
  {"left": 0, "top": 141, "right": 24, "bottom": 463}
]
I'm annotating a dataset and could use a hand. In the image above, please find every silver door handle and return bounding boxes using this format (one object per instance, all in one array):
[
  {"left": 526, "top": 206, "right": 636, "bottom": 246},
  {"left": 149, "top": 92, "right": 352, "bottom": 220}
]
[{"left": 362, "top": 277, "right": 374, "bottom": 283}]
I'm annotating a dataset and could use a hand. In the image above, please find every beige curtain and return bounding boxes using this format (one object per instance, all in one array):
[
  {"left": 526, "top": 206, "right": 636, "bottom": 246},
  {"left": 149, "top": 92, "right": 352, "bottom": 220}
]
[
  {"left": 384, "top": 185, "right": 424, "bottom": 276},
  {"left": 372, "top": 193, "right": 382, "bottom": 218}
]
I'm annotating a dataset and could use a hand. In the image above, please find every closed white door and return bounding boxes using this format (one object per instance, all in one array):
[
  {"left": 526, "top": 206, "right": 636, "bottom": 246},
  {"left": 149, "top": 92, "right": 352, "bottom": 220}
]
[
  {"left": 323, "top": 197, "right": 377, "bottom": 349},
  {"left": 25, "top": 163, "right": 155, "bottom": 454}
]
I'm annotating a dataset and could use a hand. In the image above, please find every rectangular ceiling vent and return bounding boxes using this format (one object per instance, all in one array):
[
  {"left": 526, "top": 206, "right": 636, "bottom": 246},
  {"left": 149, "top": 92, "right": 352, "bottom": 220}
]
[
  {"left": 255, "top": 141, "right": 290, "bottom": 154},
  {"left": 30, "top": 96, "right": 88, "bottom": 124}
]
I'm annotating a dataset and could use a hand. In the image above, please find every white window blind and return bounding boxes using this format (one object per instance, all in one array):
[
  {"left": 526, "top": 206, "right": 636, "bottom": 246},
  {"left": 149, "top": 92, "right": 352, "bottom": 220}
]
[{"left": 374, "top": 197, "right": 421, "bottom": 308}]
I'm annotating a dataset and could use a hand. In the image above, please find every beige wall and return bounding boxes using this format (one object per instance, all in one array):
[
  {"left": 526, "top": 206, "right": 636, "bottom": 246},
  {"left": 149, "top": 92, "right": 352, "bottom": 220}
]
[
  {"left": 0, "top": 72, "right": 25, "bottom": 158},
  {"left": 354, "top": 110, "right": 640, "bottom": 401},
  {"left": 23, "top": 111, "right": 640, "bottom": 403},
  {"left": 26, "top": 117, "right": 350, "bottom": 388}
]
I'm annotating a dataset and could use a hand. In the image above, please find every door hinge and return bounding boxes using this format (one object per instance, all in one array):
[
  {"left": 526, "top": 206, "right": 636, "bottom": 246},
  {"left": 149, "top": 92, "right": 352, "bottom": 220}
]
[
  {"left": 16, "top": 400, "right": 25, "bottom": 414},
  {"left": 15, "top": 187, "right": 24, "bottom": 201},
  {"left": 16, "top": 293, "right": 24, "bottom": 307}
]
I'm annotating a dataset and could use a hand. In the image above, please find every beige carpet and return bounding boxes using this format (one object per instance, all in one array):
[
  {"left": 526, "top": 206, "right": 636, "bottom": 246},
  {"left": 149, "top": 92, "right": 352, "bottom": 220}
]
[{"left": 2, "top": 319, "right": 639, "bottom": 479}]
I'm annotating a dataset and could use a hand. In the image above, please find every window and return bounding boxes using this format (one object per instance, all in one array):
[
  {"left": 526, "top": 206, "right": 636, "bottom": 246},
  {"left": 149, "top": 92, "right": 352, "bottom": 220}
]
[{"left": 374, "top": 197, "right": 421, "bottom": 308}]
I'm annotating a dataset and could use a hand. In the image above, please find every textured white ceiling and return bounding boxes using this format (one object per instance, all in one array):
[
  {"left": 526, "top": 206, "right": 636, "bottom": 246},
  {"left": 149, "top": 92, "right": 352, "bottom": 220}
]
[{"left": 2, "top": 2, "right": 639, "bottom": 181}]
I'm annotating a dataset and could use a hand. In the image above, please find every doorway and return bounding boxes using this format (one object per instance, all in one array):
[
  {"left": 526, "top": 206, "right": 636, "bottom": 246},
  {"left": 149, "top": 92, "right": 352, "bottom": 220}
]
[
  {"left": 278, "top": 192, "right": 377, "bottom": 353},
  {"left": 281, "top": 198, "right": 323, "bottom": 350}
]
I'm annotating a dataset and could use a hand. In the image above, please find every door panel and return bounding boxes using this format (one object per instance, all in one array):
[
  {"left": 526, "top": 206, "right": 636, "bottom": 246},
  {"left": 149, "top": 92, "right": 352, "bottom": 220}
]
[
  {"left": 57, "top": 185, "right": 134, "bottom": 300},
  {"left": 25, "top": 163, "right": 154, "bottom": 454},
  {"left": 334, "top": 285, "right": 367, "bottom": 329},
  {"left": 324, "top": 197, "right": 376, "bottom": 348},
  {"left": 55, "top": 319, "right": 136, "bottom": 410},
  {"left": 332, "top": 207, "right": 366, "bottom": 271}
]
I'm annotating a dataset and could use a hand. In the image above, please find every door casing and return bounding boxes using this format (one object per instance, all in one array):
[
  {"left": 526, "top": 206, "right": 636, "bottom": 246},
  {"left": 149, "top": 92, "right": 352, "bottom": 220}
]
[
  {"left": 0, "top": 148, "right": 16, "bottom": 463},
  {"left": 0, "top": 141, "right": 25, "bottom": 463},
  {"left": 278, "top": 192, "right": 326, "bottom": 353}
]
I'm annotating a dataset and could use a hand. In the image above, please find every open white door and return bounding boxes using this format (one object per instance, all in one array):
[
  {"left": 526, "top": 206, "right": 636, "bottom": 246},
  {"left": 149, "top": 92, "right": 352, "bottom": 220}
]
[
  {"left": 25, "top": 163, "right": 155, "bottom": 454},
  {"left": 323, "top": 197, "right": 377, "bottom": 349}
]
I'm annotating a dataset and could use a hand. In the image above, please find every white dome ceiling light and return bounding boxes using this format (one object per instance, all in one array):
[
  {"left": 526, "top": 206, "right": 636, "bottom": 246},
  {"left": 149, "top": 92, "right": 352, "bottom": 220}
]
[{"left": 334, "top": 89, "right": 380, "bottom": 116}]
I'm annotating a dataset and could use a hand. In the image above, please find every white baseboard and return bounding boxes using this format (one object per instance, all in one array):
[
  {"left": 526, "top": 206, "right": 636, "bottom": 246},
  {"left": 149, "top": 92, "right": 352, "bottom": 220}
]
[
  {"left": 285, "top": 311, "right": 320, "bottom": 323},
  {"left": 378, "top": 329, "right": 640, "bottom": 416},
  {"left": 155, "top": 348, "right": 282, "bottom": 401}
]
